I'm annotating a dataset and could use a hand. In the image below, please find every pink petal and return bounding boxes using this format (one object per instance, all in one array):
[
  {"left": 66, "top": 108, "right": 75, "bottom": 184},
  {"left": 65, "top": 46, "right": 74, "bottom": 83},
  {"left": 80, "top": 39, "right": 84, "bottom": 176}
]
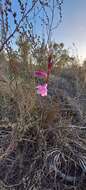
[
  {"left": 34, "top": 71, "right": 47, "bottom": 78},
  {"left": 36, "top": 83, "right": 48, "bottom": 96},
  {"left": 41, "top": 91, "right": 47, "bottom": 96}
]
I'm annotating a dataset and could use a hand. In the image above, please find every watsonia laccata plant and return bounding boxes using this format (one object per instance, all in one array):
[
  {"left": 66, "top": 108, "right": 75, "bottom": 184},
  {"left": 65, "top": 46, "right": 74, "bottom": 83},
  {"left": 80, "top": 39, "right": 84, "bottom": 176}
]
[{"left": 34, "top": 45, "right": 54, "bottom": 96}]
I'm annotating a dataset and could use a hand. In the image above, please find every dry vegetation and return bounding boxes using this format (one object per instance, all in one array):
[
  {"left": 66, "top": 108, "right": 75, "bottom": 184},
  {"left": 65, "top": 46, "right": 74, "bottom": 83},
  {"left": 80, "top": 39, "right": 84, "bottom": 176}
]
[
  {"left": 1, "top": 1, "right": 86, "bottom": 189},
  {"left": 0, "top": 43, "right": 86, "bottom": 190}
]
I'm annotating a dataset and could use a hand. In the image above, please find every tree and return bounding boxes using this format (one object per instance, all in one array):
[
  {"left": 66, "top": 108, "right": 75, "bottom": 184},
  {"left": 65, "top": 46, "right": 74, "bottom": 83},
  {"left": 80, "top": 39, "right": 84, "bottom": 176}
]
[{"left": 0, "top": 0, "right": 64, "bottom": 52}]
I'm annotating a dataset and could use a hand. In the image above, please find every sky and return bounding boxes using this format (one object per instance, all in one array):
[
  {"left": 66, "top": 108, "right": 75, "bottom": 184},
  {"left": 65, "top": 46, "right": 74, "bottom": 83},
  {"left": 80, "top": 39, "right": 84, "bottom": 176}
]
[
  {"left": 3, "top": 0, "right": 86, "bottom": 61},
  {"left": 53, "top": 0, "right": 86, "bottom": 61}
]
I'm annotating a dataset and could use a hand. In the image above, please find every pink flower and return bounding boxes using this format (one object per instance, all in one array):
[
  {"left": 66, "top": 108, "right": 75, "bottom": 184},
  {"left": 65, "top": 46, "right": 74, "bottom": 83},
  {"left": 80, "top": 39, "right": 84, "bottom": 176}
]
[
  {"left": 36, "top": 83, "right": 48, "bottom": 96},
  {"left": 34, "top": 70, "right": 47, "bottom": 79}
]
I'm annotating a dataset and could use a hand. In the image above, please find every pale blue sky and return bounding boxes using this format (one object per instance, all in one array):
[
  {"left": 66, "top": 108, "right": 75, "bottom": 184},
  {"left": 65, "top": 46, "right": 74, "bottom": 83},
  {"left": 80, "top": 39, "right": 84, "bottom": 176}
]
[
  {"left": 53, "top": 0, "right": 86, "bottom": 60},
  {"left": 6, "top": 0, "right": 86, "bottom": 60}
]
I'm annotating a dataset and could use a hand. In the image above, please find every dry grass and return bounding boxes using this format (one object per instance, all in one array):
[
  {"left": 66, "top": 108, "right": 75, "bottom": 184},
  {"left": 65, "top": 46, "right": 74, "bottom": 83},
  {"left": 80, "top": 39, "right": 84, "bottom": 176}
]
[{"left": 0, "top": 52, "right": 86, "bottom": 190}]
